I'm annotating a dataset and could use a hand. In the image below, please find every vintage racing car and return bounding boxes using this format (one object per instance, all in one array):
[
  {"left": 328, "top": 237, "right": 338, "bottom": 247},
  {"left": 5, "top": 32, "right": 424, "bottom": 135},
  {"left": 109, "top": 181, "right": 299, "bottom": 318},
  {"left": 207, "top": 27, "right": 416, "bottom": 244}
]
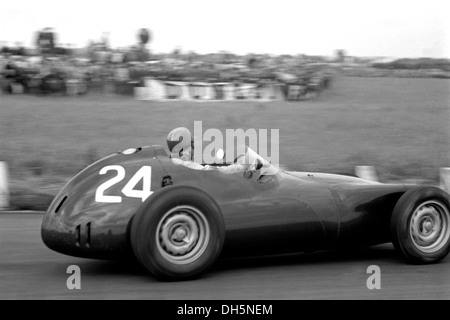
[{"left": 42, "top": 145, "right": 450, "bottom": 280}]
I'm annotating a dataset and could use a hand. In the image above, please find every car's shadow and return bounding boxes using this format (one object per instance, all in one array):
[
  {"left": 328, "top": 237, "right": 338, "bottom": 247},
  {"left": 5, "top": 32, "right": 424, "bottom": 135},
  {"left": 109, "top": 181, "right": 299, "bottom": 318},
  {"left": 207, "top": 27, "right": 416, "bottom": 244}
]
[{"left": 77, "top": 244, "right": 401, "bottom": 280}]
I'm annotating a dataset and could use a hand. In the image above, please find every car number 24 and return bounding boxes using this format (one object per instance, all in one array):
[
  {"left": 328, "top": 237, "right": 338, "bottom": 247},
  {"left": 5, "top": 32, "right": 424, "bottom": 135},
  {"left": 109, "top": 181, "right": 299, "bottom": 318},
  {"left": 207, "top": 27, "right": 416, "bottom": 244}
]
[{"left": 95, "top": 165, "right": 153, "bottom": 203}]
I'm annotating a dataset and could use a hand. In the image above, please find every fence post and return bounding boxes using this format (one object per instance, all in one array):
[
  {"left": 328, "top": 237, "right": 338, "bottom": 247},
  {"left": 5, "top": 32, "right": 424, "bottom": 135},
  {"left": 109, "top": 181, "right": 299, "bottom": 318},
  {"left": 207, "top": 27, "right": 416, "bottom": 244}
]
[{"left": 0, "top": 162, "right": 10, "bottom": 209}]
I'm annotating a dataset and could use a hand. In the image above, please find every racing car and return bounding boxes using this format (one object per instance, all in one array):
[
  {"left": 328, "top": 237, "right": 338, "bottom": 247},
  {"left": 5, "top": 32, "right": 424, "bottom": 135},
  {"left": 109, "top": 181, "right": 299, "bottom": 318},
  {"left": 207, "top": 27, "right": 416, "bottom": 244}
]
[{"left": 41, "top": 145, "right": 450, "bottom": 280}]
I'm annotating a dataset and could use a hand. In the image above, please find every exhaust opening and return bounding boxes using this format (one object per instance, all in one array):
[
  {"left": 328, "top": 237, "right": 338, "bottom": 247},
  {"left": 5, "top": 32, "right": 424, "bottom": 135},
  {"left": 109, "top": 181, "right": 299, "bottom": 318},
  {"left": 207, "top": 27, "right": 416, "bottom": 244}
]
[
  {"left": 75, "top": 225, "right": 81, "bottom": 247},
  {"left": 86, "top": 222, "right": 91, "bottom": 248}
]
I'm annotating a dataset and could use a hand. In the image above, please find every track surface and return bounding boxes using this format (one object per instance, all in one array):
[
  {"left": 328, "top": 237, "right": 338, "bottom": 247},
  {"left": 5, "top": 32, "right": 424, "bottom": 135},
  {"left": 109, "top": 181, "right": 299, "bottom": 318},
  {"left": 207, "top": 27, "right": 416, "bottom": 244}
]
[{"left": 1, "top": 213, "right": 449, "bottom": 300}]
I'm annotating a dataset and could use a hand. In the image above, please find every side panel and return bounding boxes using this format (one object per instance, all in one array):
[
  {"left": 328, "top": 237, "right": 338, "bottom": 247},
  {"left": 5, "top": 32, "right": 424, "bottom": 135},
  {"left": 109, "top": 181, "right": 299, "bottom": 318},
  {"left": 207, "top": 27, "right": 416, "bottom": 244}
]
[
  {"left": 220, "top": 195, "right": 334, "bottom": 257},
  {"left": 159, "top": 158, "right": 340, "bottom": 256}
]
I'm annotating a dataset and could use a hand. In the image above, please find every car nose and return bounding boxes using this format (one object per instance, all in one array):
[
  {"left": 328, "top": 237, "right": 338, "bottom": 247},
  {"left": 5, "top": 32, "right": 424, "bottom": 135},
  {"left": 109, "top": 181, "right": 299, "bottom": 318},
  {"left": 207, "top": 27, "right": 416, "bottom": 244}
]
[{"left": 41, "top": 191, "right": 84, "bottom": 254}]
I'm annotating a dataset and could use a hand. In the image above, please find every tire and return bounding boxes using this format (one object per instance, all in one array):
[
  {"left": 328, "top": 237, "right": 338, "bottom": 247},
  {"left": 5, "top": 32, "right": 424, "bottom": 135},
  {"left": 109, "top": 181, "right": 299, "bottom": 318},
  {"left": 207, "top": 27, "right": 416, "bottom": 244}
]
[
  {"left": 391, "top": 186, "right": 450, "bottom": 264},
  {"left": 130, "top": 185, "right": 225, "bottom": 280}
]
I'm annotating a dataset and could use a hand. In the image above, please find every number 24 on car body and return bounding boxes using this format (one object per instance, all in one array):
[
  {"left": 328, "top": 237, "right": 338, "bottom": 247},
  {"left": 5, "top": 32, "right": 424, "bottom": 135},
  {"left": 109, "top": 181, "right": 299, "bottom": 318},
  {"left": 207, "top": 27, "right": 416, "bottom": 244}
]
[{"left": 95, "top": 165, "right": 153, "bottom": 203}]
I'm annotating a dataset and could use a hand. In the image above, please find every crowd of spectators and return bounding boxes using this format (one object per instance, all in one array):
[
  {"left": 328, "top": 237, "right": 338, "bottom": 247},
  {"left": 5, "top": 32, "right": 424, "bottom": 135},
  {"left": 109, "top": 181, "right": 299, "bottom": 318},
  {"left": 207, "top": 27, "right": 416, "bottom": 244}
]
[{"left": 0, "top": 44, "right": 336, "bottom": 97}]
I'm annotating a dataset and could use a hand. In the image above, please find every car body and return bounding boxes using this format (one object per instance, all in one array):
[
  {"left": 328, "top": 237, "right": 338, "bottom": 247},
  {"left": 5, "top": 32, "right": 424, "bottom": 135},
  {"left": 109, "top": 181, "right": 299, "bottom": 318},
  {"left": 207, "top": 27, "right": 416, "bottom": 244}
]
[{"left": 42, "top": 145, "right": 450, "bottom": 280}]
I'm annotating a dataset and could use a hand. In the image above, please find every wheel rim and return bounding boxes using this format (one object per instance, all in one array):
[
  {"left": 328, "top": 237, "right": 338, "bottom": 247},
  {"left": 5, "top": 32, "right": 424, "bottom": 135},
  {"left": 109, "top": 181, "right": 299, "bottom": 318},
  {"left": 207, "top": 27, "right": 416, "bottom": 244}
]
[
  {"left": 409, "top": 200, "right": 450, "bottom": 253},
  {"left": 156, "top": 205, "right": 210, "bottom": 265}
]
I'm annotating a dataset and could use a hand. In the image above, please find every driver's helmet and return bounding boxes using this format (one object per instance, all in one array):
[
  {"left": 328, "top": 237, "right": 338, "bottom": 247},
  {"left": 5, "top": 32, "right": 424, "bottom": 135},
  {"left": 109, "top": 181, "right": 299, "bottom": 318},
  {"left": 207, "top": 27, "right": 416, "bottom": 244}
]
[{"left": 167, "top": 127, "right": 193, "bottom": 159}]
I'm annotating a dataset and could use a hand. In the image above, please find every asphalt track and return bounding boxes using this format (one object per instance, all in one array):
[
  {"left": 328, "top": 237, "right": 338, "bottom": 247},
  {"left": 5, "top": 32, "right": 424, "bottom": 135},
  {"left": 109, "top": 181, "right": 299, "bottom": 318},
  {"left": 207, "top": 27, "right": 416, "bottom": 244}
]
[{"left": 1, "top": 213, "right": 449, "bottom": 300}]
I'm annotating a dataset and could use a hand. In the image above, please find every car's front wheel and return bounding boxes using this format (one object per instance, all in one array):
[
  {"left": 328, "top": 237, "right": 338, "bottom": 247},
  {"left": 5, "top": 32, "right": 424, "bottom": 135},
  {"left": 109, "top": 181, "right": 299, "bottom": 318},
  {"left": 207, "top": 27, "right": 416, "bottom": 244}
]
[
  {"left": 130, "top": 185, "right": 225, "bottom": 280},
  {"left": 391, "top": 186, "right": 450, "bottom": 264}
]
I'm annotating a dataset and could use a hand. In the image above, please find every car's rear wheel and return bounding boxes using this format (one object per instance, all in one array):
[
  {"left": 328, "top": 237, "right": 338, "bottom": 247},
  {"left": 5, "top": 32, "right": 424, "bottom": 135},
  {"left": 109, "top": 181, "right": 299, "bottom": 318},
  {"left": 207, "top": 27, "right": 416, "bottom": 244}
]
[
  {"left": 391, "top": 186, "right": 450, "bottom": 263},
  {"left": 130, "top": 186, "right": 225, "bottom": 280}
]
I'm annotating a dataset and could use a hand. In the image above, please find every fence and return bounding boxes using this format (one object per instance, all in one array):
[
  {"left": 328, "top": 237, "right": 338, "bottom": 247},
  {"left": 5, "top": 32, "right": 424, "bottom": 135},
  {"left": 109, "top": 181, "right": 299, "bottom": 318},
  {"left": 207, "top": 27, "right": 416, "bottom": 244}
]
[{"left": 134, "top": 78, "right": 326, "bottom": 102}]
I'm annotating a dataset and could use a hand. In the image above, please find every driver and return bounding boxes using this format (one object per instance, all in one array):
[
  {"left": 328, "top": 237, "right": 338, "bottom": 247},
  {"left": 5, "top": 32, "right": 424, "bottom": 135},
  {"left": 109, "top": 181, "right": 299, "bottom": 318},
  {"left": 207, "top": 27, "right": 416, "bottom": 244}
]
[
  {"left": 167, "top": 127, "right": 208, "bottom": 170},
  {"left": 167, "top": 127, "right": 254, "bottom": 174}
]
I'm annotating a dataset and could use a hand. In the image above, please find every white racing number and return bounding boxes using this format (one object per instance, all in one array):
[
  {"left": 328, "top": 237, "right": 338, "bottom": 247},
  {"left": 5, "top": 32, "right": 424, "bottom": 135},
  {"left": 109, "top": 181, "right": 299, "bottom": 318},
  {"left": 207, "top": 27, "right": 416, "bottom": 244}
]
[
  {"left": 95, "top": 165, "right": 153, "bottom": 203},
  {"left": 95, "top": 166, "right": 125, "bottom": 203}
]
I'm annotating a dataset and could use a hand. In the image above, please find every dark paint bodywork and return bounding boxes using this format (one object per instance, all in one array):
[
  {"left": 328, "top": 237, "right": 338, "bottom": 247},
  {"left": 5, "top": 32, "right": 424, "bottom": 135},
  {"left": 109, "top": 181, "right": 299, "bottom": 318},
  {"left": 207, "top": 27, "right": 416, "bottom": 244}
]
[{"left": 42, "top": 145, "right": 413, "bottom": 260}]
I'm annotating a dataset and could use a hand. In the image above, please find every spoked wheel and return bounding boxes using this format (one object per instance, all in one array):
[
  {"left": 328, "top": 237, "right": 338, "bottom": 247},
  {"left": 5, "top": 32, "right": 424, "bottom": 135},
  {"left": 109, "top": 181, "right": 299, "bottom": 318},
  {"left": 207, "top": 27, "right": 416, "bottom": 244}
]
[
  {"left": 391, "top": 187, "right": 450, "bottom": 264},
  {"left": 130, "top": 186, "right": 225, "bottom": 280}
]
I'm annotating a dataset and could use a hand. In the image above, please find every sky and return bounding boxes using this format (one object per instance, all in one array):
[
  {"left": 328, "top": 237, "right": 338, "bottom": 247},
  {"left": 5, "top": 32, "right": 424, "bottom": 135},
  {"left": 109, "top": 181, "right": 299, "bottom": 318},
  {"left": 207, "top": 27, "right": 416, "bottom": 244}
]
[{"left": 0, "top": 0, "right": 448, "bottom": 58}]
